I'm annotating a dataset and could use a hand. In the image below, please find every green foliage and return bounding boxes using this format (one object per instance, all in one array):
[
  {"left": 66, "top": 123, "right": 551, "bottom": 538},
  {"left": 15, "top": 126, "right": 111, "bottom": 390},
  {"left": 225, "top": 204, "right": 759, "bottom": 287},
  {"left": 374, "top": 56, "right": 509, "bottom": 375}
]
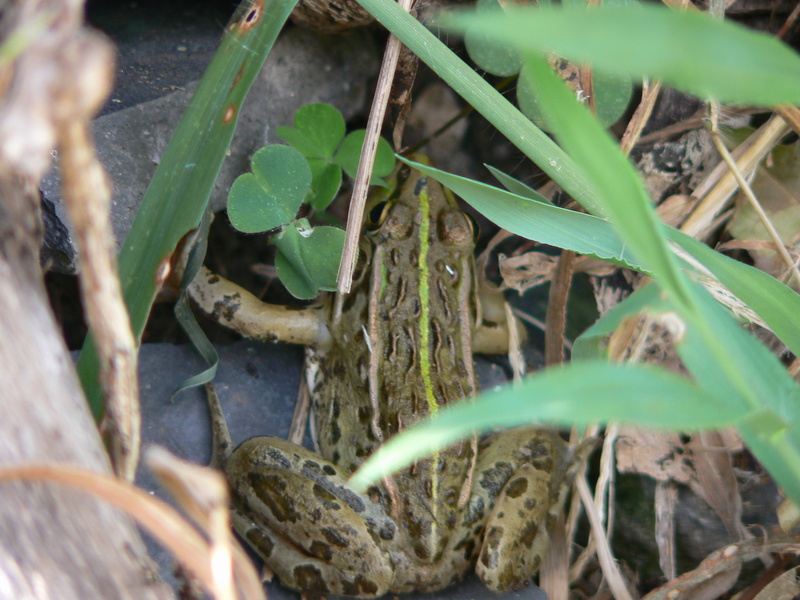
[
  {"left": 276, "top": 103, "right": 346, "bottom": 158},
  {"left": 449, "top": 4, "right": 800, "bottom": 105},
  {"left": 276, "top": 103, "right": 395, "bottom": 210},
  {"left": 227, "top": 104, "right": 394, "bottom": 299},
  {"left": 226, "top": 144, "right": 343, "bottom": 299},
  {"left": 334, "top": 130, "right": 395, "bottom": 183},
  {"left": 351, "top": 0, "right": 800, "bottom": 505},
  {"left": 228, "top": 145, "right": 312, "bottom": 233},
  {"left": 273, "top": 221, "right": 345, "bottom": 299},
  {"left": 517, "top": 64, "right": 632, "bottom": 131},
  {"left": 73, "top": 0, "right": 800, "bottom": 510}
]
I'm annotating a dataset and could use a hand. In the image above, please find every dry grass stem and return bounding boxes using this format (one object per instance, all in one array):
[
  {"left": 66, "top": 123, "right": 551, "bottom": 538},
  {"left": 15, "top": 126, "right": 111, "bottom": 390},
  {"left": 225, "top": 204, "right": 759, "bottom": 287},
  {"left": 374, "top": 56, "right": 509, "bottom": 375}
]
[
  {"left": 289, "top": 373, "right": 312, "bottom": 445},
  {"left": 567, "top": 425, "right": 615, "bottom": 586},
  {"left": 505, "top": 301, "right": 526, "bottom": 382},
  {"left": 777, "top": 105, "right": 800, "bottom": 135},
  {"left": 576, "top": 475, "right": 634, "bottom": 600},
  {"left": 655, "top": 481, "right": 678, "bottom": 580},
  {"left": 0, "top": 463, "right": 266, "bottom": 600},
  {"left": 540, "top": 514, "right": 570, "bottom": 600},
  {"left": 621, "top": 79, "right": 661, "bottom": 156},
  {"left": 336, "top": 0, "right": 417, "bottom": 294},
  {"left": 595, "top": 424, "right": 618, "bottom": 534},
  {"left": 57, "top": 34, "right": 140, "bottom": 480},
  {"left": 545, "top": 250, "right": 576, "bottom": 367},
  {"left": 682, "top": 114, "right": 790, "bottom": 239},
  {"left": 147, "top": 447, "right": 264, "bottom": 600},
  {"left": 706, "top": 111, "right": 800, "bottom": 286}
]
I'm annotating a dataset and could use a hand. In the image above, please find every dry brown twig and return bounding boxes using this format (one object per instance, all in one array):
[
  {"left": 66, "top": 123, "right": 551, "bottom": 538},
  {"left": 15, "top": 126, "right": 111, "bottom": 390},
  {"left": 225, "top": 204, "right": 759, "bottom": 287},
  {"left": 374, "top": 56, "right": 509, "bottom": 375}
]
[
  {"left": 681, "top": 114, "right": 791, "bottom": 240},
  {"left": 0, "top": 451, "right": 266, "bottom": 600},
  {"left": 0, "top": 0, "right": 141, "bottom": 480},
  {"left": 336, "top": 0, "right": 417, "bottom": 294},
  {"left": 57, "top": 39, "right": 142, "bottom": 480}
]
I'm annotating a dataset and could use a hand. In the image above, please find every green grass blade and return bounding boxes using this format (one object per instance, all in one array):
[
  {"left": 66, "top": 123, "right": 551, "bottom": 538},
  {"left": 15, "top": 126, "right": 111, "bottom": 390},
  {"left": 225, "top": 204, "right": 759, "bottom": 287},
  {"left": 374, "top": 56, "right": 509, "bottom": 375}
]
[
  {"left": 77, "top": 0, "right": 299, "bottom": 417},
  {"left": 519, "top": 53, "right": 696, "bottom": 312},
  {"left": 350, "top": 361, "right": 744, "bottom": 490},
  {"left": 399, "top": 157, "right": 642, "bottom": 269},
  {"left": 484, "top": 165, "right": 552, "bottom": 204},
  {"left": 676, "top": 279, "right": 800, "bottom": 420},
  {"left": 446, "top": 4, "right": 800, "bottom": 106},
  {"left": 572, "top": 283, "right": 671, "bottom": 360},
  {"left": 354, "top": 0, "right": 604, "bottom": 215},
  {"left": 668, "top": 230, "right": 800, "bottom": 357},
  {"left": 403, "top": 157, "right": 800, "bottom": 358}
]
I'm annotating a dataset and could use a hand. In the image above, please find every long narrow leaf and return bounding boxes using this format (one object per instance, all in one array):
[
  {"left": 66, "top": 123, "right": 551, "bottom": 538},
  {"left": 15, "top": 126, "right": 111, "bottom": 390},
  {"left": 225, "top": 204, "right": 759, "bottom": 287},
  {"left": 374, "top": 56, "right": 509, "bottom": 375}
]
[
  {"left": 572, "top": 283, "right": 672, "bottom": 360},
  {"left": 77, "top": 0, "right": 299, "bottom": 417},
  {"left": 446, "top": 5, "right": 800, "bottom": 106},
  {"left": 668, "top": 230, "right": 800, "bottom": 357},
  {"left": 350, "top": 361, "right": 744, "bottom": 490},
  {"left": 519, "top": 53, "right": 696, "bottom": 312},
  {"left": 355, "top": 0, "right": 604, "bottom": 215},
  {"left": 399, "top": 157, "right": 642, "bottom": 268},
  {"left": 403, "top": 158, "right": 800, "bottom": 358}
]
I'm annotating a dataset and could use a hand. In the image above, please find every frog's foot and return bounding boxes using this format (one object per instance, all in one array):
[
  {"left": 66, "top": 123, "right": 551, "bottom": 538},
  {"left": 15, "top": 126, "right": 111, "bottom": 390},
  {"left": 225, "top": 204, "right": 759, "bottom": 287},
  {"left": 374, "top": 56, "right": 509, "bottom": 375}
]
[
  {"left": 476, "top": 461, "right": 562, "bottom": 591},
  {"left": 470, "top": 428, "right": 586, "bottom": 592},
  {"left": 225, "top": 437, "right": 395, "bottom": 598}
]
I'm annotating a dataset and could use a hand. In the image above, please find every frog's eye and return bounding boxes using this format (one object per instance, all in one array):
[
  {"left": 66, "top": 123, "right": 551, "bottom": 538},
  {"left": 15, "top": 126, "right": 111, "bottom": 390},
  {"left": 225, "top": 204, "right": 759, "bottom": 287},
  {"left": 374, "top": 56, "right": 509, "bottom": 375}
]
[
  {"left": 365, "top": 200, "right": 392, "bottom": 232},
  {"left": 463, "top": 211, "right": 480, "bottom": 243}
]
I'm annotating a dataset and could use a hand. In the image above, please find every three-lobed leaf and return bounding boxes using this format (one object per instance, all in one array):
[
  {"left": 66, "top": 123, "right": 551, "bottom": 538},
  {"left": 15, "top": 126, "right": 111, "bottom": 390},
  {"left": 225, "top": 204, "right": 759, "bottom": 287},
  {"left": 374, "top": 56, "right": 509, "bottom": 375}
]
[
  {"left": 227, "top": 145, "right": 311, "bottom": 233},
  {"left": 334, "top": 131, "right": 395, "bottom": 184},
  {"left": 307, "top": 158, "right": 343, "bottom": 211},
  {"left": 276, "top": 103, "right": 345, "bottom": 159}
]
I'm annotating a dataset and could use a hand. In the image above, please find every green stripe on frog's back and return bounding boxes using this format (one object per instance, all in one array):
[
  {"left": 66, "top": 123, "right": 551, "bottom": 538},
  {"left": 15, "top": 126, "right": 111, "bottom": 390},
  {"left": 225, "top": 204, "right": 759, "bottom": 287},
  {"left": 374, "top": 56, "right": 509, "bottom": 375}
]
[
  {"left": 413, "top": 173, "right": 443, "bottom": 544},
  {"left": 416, "top": 175, "right": 439, "bottom": 418}
]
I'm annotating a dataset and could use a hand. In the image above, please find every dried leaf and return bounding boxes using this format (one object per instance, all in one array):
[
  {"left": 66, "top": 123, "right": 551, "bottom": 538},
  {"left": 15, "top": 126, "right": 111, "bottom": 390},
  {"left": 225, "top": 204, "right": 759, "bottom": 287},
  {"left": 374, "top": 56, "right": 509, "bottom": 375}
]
[
  {"left": 688, "top": 431, "right": 745, "bottom": 540},
  {"left": 753, "top": 565, "right": 800, "bottom": 600},
  {"left": 616, "top": 426, "right": 694, "bottom": 484},
  {"left": 498, "top": 251, "right": 558, "bottom": 293}
]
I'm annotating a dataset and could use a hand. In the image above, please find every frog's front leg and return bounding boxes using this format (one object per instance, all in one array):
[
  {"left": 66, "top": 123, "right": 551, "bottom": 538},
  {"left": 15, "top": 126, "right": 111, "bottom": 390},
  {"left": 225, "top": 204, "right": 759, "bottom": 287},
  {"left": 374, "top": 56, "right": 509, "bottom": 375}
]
[
  {"left": 188, "top": 265, "right": 330, "bottom": 347},
  {"left": 225, "top": 437, "right": 395, "bottom": 598},
  {"left": 466, "top": 428, "right": 585, "bottom": 592}
]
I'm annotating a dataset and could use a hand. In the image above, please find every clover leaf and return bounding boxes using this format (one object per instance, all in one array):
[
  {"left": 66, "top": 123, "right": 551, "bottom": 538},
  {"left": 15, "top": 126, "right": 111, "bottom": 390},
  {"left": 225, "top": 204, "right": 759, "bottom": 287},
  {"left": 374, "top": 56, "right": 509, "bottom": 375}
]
[
  {"left": 227, "top": 104, "right": 395, "bottom": 299},
  {"left": 275, "top": 103, "right": 345, "bottom": 159},
  {"left": 227, "top": 145, "right": 311, "bottom": 233},
  {"left": 273, "top": 221, "right": 346, "bottom": 300},
  {"left": 277, "top": 103, "right": 395, "bottom": 210}
]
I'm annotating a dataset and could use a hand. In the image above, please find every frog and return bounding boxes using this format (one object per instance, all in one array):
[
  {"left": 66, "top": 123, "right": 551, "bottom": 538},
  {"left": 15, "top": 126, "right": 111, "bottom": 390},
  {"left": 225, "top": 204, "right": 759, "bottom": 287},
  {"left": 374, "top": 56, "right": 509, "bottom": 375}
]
[{"left": 192, "top": 156, "right": 585, "bottom": 597}]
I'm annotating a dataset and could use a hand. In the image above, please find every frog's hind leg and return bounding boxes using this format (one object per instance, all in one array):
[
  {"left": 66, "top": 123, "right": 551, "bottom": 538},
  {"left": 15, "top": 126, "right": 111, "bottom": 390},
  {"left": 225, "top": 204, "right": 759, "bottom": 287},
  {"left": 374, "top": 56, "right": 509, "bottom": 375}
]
[
  {"left": 468, "top": 428, "right": 586, "bottom": 592},
  {"left": 225, "top": 437, "right": 395, "bottom": 598}
]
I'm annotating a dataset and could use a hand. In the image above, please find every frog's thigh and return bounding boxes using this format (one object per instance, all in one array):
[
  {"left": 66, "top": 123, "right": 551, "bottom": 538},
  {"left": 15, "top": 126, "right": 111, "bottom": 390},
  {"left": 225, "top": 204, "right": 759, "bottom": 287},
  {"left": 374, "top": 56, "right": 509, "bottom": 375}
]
[
  {"left": 476, "top": 462, "right": 556, "bottom": 592},
  {"left": 226, "top": 437, "right": 394, "bottom": 598}
]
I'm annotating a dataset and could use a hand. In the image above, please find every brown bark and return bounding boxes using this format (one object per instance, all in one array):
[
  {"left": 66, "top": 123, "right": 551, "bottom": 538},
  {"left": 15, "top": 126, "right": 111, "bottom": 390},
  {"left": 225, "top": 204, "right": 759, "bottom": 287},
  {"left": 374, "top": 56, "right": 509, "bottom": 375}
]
[
  {"left": 0, "top": 0, "right": 172, "bottom": 597},
  {"left": 0, "top": 172, "right": 173, "bottom": 599}
]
